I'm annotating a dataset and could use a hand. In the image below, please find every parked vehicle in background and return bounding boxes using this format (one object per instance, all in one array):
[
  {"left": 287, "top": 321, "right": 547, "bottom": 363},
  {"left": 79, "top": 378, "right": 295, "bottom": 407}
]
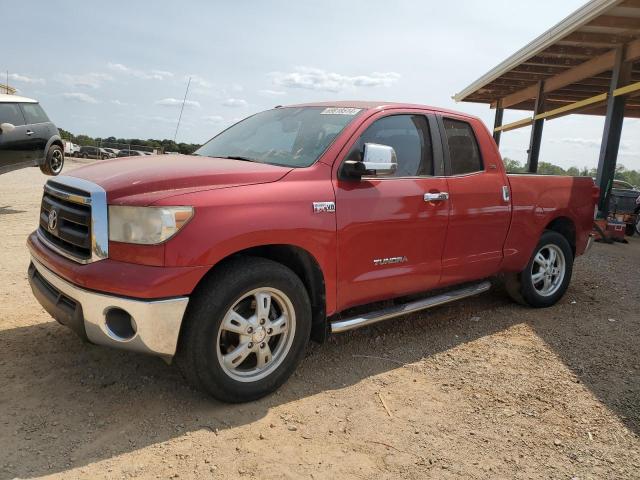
[
  {"left": 0, "top": 94, "right": 64, "bottom": 175},
  {"left": 116, "top": 149, "right": 145, "bottom": 157},
  {"left": 102, "top": 147, "right": 119, "bottom": 156},
  {"left": 63, "top": 141, "right": 80, "bottom": 157},
  {"left": 78, "top": 146, "right": 115, "bottom": 160},
  {"left": 27, "top": 101, "right": 598, "bottom": 403},
  {"left": 608, "top": 179, "right": 640, "bottom": 236}
]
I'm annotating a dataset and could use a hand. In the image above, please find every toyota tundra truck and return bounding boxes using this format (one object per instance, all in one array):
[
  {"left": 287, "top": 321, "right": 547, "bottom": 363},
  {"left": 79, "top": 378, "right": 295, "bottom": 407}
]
[{"left": 27, "top": 102, "right": 598, "bottom": 402}]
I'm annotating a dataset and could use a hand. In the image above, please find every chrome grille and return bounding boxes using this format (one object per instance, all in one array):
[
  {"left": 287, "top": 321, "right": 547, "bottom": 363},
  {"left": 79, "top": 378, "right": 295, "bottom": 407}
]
[{"left": 37, "top": 176, "right": 109, "bottom": 264}]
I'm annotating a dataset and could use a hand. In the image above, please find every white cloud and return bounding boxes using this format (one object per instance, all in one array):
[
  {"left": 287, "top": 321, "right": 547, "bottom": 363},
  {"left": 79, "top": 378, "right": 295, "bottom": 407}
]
[
  {"left": 222, "top": 98, "right": 247, "bottom": 107},
  {"left": 188, "top": 75, "right": 212, "bottom": 88},
  {"left": 62, "top": 92, "right": 100, "bottom": 104},
  {"left": 155, "top": 97, "right": 201, "bottom": 108},
  {"left": 57, "top": 72, "right": 113, "bottom": 89},
  {"left": 110, "top": 99, "right": 129, "bottom": 106},
  {"left": 270, "top": 67, "right": 401, "bottom": 92},
  {"left": 8, "top": 73, "right": 45, "bottom": 85},
  {"left": 259, "top": 89, "right": 286, "bottom": 97},
  {"left": 108, "top": 62, "right": 173, "bottom": 80},
  {"left": 203, "top": 115, "right": 224, "bottom": 123},
  {"left": 551, "top": 137, "right": 633, "bottom": 152}
]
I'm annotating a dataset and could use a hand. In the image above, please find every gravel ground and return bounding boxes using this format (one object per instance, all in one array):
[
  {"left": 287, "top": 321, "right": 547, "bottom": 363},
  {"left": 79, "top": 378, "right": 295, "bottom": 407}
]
[{"left": 0, "top": 162, "right": 639, "bottom": 479}]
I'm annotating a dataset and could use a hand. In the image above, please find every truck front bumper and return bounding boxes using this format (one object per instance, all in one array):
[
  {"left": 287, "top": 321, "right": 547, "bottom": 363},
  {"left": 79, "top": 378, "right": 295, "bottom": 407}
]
[{"left": 28, "top": 256, "right": 189, "bottom": 359}]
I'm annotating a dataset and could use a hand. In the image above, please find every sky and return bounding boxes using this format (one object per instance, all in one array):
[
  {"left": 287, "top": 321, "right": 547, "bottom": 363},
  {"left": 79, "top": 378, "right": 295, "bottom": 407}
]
[{"left": 3, "top": 0, "right": 639, "bottom": 170}]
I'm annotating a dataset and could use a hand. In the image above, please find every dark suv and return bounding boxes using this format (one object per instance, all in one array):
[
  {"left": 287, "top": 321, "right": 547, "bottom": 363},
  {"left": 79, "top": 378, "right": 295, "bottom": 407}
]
[
  {"left": 0, "top": 94, "right": 64, "bottom": 175},
  {"left": 78, "top": 146, "right": 116, "bottom": 160}
]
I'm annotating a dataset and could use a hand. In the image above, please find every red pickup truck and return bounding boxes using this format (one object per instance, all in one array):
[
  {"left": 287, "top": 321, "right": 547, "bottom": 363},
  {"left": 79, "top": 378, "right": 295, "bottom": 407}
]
[{"left": 27, "top": 101, "right": 597, "bottom": 402}]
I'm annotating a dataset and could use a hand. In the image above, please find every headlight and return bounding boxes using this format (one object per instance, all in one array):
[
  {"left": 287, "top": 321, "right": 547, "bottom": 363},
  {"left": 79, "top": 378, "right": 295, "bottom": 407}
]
[{"left": 108, "top": 206, "right": 193, "bottom": 245}]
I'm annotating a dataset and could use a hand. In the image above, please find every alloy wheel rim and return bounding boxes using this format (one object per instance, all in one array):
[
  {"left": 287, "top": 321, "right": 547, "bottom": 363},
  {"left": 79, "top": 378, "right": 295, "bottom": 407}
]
[
  {"left": 216, "top": 287, "right": 296, "bottom": 382},
  {"left": 51, "top": 150, "right": 63, "bottom": 173},
  {"left": 531, "top": 244, "right": 566, "bottom": 297}
]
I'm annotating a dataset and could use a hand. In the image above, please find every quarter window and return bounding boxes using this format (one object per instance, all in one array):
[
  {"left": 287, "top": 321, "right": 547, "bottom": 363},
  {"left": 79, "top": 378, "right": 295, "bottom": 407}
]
[
  {"left": 20, "top": 103, "right": 50, "bottom": 124},
  {"left": 442, "top": 118, "right": 483, "bottom": 175},
  {"left": 0, "top": 103, "right": 26, "bottom": 126},
  {"left": 347, "top": 114, "right": 434, "bottom": 177}
]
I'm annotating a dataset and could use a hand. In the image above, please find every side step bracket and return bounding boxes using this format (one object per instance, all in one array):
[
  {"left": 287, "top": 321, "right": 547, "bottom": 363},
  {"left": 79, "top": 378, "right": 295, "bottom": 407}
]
[{"left": 330, "top": 281, "right": 491, "bottom": 334}]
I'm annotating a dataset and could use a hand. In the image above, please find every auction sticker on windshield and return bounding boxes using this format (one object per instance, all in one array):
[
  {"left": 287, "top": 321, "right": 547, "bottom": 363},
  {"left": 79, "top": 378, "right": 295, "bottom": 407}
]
[{"left": 320, "top": 107, "right": 362, "bottom": 115}]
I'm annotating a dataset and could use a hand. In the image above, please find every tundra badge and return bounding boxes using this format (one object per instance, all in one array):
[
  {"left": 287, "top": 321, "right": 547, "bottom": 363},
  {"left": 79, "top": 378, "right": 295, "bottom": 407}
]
[
  {"left": 373, "top": 256, "right": 408, "bottom": 266},
  {"left": 313, "top": 202, "right": 336, "bottom": 213}
]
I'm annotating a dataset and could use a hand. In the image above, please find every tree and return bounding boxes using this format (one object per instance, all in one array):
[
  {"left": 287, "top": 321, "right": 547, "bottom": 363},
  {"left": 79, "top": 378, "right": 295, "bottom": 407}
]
[{"left": 503, "top": 157, "right": 525, "bottom": 173}]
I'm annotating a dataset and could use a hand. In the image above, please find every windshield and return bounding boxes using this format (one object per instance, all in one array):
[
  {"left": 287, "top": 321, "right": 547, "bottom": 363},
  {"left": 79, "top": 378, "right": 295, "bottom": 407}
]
[{"left": 194, "top": 106, "right": 362, "bottom": 167}]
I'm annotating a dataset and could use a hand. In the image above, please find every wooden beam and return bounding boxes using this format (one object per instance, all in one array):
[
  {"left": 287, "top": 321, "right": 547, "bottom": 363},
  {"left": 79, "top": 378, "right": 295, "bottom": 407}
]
[
  {"left": 538, "top": 44, "right": 610, "bottom": 58},
  {"left": 534, "top": 93, "right": 608, "bottom": 120},
  {"left": 501, "top": 49, "right": 616, "bottom": 107},
  {"left": 494, "top": 117, "right": 533, "bottom": 133},
  {"left": 559, "top": 31, "right": 635, "bottom": 46},
  {"left": 613, "top": 80, "right": 640, "bottom": 96},
  {"left": 588, "top": 15, "right": 640, "bottom": 30}
]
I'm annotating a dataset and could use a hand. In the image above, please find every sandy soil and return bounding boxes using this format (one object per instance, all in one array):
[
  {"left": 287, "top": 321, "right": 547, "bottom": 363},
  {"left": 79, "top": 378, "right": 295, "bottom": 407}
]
[{"left": 0, "top": 162, "right": 639, "bottom": 479}]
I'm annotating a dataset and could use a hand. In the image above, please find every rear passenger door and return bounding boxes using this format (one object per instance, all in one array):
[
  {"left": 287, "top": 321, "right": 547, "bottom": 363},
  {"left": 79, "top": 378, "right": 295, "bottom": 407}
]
[{"left": 437, "top": 115, "right": 511, "bottom": 287}]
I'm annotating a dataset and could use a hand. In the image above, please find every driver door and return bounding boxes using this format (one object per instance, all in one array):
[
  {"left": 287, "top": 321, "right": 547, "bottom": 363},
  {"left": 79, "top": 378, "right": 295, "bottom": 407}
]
[{"left": 333, "top": 112, "right": 450, "bottom": 311}]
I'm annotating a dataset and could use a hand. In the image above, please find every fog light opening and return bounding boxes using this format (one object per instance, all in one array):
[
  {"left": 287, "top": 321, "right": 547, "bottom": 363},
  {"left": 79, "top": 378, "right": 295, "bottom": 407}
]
[{"left": 105, "top": 307, "right": 137, "bottom": 341}]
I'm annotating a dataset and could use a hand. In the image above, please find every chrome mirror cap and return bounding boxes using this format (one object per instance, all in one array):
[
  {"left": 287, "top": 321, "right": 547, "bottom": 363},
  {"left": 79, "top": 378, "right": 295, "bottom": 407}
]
[{"left": 362, "top": 143, "right": 397, "bottom": 177}]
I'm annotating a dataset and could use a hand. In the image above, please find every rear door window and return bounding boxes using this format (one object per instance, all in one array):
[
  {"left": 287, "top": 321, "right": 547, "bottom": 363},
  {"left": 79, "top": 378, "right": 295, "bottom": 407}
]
[
  {"left": 20, "top": 103, "right": 50, "bottom": 124},
  {"left": 0, "top": 103, "right": 26, "bottom": 126},
  {"left": 442, "top": 118, "right": 483, "bottom": 175}
]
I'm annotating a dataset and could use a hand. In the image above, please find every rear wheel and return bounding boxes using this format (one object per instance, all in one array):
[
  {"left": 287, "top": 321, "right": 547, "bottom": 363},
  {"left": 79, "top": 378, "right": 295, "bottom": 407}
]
[
  {"left": 505, "top": 230, "right": 573, "bottom": 308},
  {"left": 39, "top": 145, "right": 64, "bottom": 176},
  {"left": 176, "top": 257, "right": 312, "bottom": 403}
]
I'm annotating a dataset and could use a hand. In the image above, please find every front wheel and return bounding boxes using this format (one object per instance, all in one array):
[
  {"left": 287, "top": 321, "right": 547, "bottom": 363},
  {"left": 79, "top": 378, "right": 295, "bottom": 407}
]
[
  {"left": 39, "top": 145, "right": 64, "bottom": 176},
  {"left": 176, "top": 257, "right": 311, "bottom": 403},
  {"left": 505, "top": 230, "right": 574, "bottom": 308}
]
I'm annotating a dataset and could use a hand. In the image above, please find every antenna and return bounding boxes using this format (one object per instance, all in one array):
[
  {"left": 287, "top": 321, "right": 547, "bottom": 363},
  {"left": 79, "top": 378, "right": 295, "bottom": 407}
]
[{"left": 173, "top": 76, "right": 192, "bottom": 142}]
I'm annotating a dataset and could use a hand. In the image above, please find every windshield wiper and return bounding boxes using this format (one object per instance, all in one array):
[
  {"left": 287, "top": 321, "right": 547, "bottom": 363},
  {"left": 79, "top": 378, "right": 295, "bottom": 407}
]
[{"left": 219, "top": 155, "right": 261, "bottom": 163}]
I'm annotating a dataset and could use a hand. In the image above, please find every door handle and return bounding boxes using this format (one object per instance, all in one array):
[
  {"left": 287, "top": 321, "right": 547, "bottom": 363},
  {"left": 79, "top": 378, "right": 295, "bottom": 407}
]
[
  {"left": 424, "top": 192, "right": 449, "bottom": 202},
  {"left": 25, "top": 130, "right": 34, "bottom": 136}
]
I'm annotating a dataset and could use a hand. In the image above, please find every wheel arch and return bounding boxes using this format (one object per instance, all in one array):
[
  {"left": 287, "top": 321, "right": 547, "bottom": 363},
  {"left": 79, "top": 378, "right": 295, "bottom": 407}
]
[
  {"left": 43, "top": 135, "right": 64, "bottom": 165},
  {"left": 544, "top": 216, "right": 576, "bottom": 256},
  {"left": 189, "top": 244, "right": 328, "bottom": 343}
]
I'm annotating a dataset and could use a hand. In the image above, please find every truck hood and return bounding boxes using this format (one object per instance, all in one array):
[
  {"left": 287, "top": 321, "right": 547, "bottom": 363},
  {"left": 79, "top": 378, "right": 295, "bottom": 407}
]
[{"left": 67, "top": 154, "right": 293, "bottom": 205}]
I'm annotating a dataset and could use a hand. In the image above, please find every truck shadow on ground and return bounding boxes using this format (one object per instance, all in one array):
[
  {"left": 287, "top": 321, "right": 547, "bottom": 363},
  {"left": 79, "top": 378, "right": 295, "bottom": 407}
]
[{"left": 0, "top": 273, "right": 637, "bottom": 479}]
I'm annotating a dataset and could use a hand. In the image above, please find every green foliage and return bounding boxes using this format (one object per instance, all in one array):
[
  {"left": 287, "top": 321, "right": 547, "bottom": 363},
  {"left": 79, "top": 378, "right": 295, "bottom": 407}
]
[
  {"left": 502, "top": 157, "right": 525, "bottom": 173},
  {"left": 501, "top": 157, "right": 638, "bottom": 187},
  {"left": 58, "top": 128, "right": 201, "bottom": 154}
]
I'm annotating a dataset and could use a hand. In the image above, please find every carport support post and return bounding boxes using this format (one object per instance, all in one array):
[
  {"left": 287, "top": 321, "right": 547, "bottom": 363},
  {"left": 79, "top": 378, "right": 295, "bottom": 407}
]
[
  {"left": 596, "top": 47, "right": 631, "bottom": 217},
  {"left": 526, "top": 81, "right": 545, "bottom": 173},
  {"left": 493, "top": 101, "right": 504, "bottom": 147}
]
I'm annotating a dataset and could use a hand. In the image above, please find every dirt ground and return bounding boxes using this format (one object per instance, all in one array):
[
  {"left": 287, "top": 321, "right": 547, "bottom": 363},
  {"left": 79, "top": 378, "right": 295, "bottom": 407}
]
[{"left": 1, "top": 161, "right": 639, "bottom": 480}]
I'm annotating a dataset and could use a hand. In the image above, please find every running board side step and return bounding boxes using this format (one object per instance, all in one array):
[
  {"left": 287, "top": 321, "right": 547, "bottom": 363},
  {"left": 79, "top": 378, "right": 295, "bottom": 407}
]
[{"left": 330, "top": 281, "right": 491, "bottom": 333}]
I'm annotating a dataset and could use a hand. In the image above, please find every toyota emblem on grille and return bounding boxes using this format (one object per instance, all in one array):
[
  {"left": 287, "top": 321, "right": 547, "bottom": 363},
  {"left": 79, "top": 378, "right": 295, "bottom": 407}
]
[{"left": 47, "top": 209, "right": 58, "bottom": 231}]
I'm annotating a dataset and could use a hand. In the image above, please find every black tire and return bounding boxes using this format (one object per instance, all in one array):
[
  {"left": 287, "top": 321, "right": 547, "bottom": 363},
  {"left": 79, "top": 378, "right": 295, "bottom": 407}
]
[
  {"left": 176, "top": 257, "right": 312, "bottom": 403},
  {"left": 625, "top": 223, "right": 635, "bottom": 237},
  {"left": 82, "top": 153, "right": 88, "bottom": 159},
  {"left": 39, "top": 145, "right": 64, "bottom": 176},
  {"left": 505, "top": 230, "right": 574, "bottom": 308}
]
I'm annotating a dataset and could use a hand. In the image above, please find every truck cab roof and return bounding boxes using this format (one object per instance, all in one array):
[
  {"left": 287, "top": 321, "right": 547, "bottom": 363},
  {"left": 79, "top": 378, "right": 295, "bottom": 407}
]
[{"left": 284, "top": 100, "right": 481, "bottom": 121}]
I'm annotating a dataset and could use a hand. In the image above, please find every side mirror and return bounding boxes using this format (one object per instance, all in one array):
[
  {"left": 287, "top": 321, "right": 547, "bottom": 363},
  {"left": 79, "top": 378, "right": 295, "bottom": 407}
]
[
  {"left": 0, "top": 122, "right": 16, "bottom": 134},
  {"left": 342, "top": 143, "right": 397, "bottom": 179}
]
